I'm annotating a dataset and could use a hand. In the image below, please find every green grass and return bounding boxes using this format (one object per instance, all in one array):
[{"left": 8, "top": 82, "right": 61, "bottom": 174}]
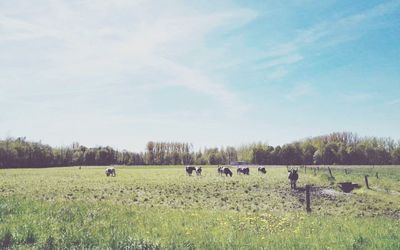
[{"left": 0, "top": 165, "right": 399, "bottom": 249}]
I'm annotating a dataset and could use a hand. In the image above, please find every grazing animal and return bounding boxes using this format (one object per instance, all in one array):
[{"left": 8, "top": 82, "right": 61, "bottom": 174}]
[
  {"left": 223, "top": 167, "right": 233, "bottom": 177},
  {"left": 258, "top": 166, "right": 266, "bottom": 174},
  {"left": 217, "top": 166, "right": 224, "bottom": 176},
  {"left": 186, "top": 166, "right": 196, "bottom": 176},
  {"left": 105, "top": 167, "right": 116, "bottom": 177},
  {"left": 237, "top": 166, "right": 250, "bottom": 175},
  {"left": 287, "top": 167, "right": 299, "bottom": 189},
  {"left": 195, "top": 166, "right": 202, "bottom": 176},
  {"left": 217, "top": 166, "right": 232, "bottom": 177}
]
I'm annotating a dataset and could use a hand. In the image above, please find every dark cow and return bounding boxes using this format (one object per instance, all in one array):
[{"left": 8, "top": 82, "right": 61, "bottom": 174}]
[
  {"left": 258, "top": 166, "right": 266, "bottom": 174},
  {"left": 186, "top": 166, "right": 196, "bottom": 176},
  {"left": 223, "top": 167, "right": 233, "bottom": 177},
  {"left": 105, "top": 167, "right": 116, "bottom": 177},
  {"left": 217, "top": 166, "right": 232, "bottom": 177},
  {"left": 237, "top": 166, "right": 250, "bottom": 175},
  {"left": 287, "top": 167, "right": 299, "bottom": 189},
  {"left": 195, "top": 166, "right": 202, "bottom": 176}
]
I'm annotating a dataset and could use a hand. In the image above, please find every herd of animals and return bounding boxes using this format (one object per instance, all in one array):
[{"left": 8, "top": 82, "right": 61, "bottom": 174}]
[{"left": 104, "top": 165, "right": 300, "bottom": 189}]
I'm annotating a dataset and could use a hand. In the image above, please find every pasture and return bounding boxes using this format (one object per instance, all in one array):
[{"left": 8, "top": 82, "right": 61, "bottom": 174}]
[{"left": 0, "top": 165, "right": 399, "bottom": 249}]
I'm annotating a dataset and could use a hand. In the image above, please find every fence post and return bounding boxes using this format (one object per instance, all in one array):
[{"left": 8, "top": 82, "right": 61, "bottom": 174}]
[
  {"left": 305, "top": 185, "right": 311, "bottom": 213},
  {"left": 328, "top": 167, "right": 333, "bottom": 178},
  {"left": 375, "top": 172, "right": 379, "bottom": 179},
  {"left": 305, "top": 165, "right": 307, "bottom": 174},
  {"left": 365, "top": 175, "right": 370, "bottom": 189}
]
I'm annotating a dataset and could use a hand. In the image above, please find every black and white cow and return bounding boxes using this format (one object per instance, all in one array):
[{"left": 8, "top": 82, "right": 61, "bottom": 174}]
[
  {"left": 237, "top": 166, "right": 250, "bottom": 175},
  {"left": 217, "top": 166, "right": 232, "bottom": 177},
  {"left": 217, "top": 166, "right": 224, "bottom": 176},
  {"left": 195, "top": 166, "right": 202, "bottom": 176},
  {"left": 223, "top": 167, "right": 233, "bottom": 177},
  {"left": 258, "top": 166, "right": 266, "bottom": 174},
  {"left": 287, "top": 167, "right": 299, "bottom": 189},
  {"left": 105, "top": 167, "right": 116, "bottom": 177},
  {"left": 186, "top": 166, "right": 196, "bottom": 176}
]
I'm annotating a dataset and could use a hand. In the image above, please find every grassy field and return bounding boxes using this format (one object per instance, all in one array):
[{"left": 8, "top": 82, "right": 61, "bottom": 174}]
[{"left": 0, "top": 165, "right": 399, "bottom": 249}]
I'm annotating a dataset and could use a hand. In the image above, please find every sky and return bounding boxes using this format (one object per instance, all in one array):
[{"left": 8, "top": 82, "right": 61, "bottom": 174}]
[{"left": 1, "top": 0, "right": 399, "bottom": 151}]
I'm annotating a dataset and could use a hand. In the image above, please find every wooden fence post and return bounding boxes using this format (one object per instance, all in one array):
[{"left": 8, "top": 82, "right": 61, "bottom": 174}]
[
  {"left": 305, "top": 165, "right": 307, "bottom": 174},
  {"left": 364, "top": 175, "right": 370, "bottom": 189},
  {"left": 328, "top": 167, "right": 333, "bottom": 178},
  {"left": 305, "top": 185, "right": 311, "bottom": 213}
]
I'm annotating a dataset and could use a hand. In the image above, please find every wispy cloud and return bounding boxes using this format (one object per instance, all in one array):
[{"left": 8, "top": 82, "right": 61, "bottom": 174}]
[
  {"left": 387, "top": 99, "right": 400, "bottom": 105},
  {"left": 1, "top": 0, "right": 399, "bottom": 148},
  {"left": 0, "top": 0, "right": 257, "bottom": 113},
  {"left": 254, "top": 54, "right": 303, "bottom": 71},
  {"left": 256, "top": 0, "right": 400, "bottom": 77},
  {"left": 285, "top": 83, "right": 315, "bottom": 101},
  {"left": 338, "top": 93, "right": 374, "bottom": 103}
]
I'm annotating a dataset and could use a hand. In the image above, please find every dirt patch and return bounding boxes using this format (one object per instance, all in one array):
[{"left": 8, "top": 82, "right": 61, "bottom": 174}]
[
  {"left": 320, "top": 188, "right": 344, "bottom": 197},
  {"left": 290, "top": 186, "right": 349, "bottom": 203},
  {"left": 287, "top": 186, "right": 400, "bottom": 219}
]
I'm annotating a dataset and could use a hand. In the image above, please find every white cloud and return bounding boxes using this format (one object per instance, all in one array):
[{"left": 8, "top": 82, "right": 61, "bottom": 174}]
[
  {"left": 285, "top": 83, "right": 315, "bottom": 101},
  {"left": 254, "top": 54, "right": 303, "bottom": 71},
  {"left": 256, "top": 0, "right": 400, "bottom": 76},
  {"left": 0, "top": 0, "right": 257, "bottom": 113},
  {"left": 338, "top": 93, "right": 374, "bottom": 103},
  {"left": 1, "top": 0, "right": 399, "bottom": 148}
]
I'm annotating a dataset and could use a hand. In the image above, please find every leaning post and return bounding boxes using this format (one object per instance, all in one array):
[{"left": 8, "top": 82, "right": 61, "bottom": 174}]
[
  {"left": 327, "top": 167, "right": 333, "bottom": 178},
  {"left": 305, "top": 185, "right": 311, "bottom": 213},
  {"left": 364, "top": 175, "right": 370, "bottom": 189}
]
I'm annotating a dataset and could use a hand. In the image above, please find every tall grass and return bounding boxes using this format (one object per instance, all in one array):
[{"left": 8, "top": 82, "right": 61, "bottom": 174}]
[{"left": 0, "top": 166, "right": 399, "bottom": 249}]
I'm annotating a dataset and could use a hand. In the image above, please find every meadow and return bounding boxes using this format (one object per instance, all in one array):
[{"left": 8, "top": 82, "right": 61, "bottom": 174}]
[{"left": 0, "top": 165, "right": 399, "bottom": 249}]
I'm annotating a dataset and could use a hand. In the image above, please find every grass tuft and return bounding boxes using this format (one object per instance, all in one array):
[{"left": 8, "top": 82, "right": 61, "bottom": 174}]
[{"left": 1, "top": 229, "right": 13, "bottom": 249}]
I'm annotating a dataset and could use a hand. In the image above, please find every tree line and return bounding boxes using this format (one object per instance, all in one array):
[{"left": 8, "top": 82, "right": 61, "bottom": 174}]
[
  {"left": 1, "top": 132, "right": 400, "bottom": 168},
  {"left": 238, "top": 132, "right": 400, "bottom": 165}
]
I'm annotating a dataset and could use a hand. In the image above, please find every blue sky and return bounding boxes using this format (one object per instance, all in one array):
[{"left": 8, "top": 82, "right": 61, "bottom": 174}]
[{"left": 1, "top": 0, "right": 399, "bottom": 151}]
